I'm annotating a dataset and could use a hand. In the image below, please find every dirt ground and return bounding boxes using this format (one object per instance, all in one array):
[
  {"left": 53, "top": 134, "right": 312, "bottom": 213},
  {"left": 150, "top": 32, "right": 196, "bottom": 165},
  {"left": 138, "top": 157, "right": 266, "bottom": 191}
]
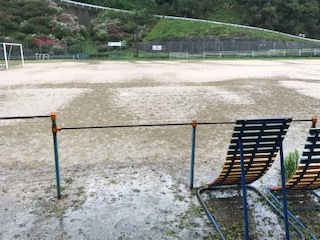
[{"left": 1, "top": 59, "right": 320, "bottom": 239}]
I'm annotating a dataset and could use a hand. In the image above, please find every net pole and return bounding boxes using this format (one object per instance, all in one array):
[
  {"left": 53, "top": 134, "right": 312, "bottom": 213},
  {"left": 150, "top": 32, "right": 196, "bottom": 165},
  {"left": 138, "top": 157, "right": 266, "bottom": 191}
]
[
  {"left": 3, "top": 43, "right": 8, "bottom": 70},
  {"left": 20, "top": 44, "right": 25, "bottom": 67}
]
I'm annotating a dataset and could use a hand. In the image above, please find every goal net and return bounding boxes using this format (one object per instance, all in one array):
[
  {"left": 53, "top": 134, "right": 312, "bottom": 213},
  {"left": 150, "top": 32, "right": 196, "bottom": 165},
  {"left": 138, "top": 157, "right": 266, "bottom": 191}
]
[
  {"left": 169, "top": 52, "right": 189, "bottom": 59},
  {"left": 0, "top": 43, "right": 24, "bottom": 70}
]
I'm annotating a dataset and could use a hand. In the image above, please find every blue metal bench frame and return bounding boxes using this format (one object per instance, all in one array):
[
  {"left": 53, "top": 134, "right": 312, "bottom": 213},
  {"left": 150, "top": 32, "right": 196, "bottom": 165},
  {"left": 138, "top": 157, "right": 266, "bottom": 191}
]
[
  {"left": 266, "top": 128, "right": 320, "bottom": 240},
  {"left": 197, "top": 117, "right": 304, "bottom": 240}
]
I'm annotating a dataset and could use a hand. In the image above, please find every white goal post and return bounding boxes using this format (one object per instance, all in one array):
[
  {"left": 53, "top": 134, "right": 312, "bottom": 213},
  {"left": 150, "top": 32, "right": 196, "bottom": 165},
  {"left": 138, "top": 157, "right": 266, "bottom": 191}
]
[{"left": 1, "top": 43, "right": 25, "bottom": 70}]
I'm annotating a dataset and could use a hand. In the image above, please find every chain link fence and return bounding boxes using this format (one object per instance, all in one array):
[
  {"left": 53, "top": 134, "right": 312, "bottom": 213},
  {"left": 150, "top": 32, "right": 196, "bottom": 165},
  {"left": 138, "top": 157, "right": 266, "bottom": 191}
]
[
  {"left": 5, "top": 39, "right": 319, "bottom": 60},
  {"left": 18, "top": 41, "right": 86, "bottom": 60},
  {"left": 137, "top": 39, "right": 320, "bottom": 59}
]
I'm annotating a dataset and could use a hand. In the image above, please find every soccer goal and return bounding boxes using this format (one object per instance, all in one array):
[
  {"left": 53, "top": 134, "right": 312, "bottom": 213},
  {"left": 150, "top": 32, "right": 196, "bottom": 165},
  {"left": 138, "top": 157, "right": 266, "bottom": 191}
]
[{"left": 0, "top": 43, "right": 25, "bottom": 70}]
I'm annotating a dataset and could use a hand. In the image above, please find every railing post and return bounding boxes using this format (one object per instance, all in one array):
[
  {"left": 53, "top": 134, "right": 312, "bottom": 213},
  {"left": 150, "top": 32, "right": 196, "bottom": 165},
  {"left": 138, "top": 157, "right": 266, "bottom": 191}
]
[
  {"left": 51, "top": 112, "right": 62, "bottom": 199},
  {"left": 311, "top": 116, "right": 317, "bottom": 128},
  {"left": 190, "top": 120, "right": 197, "bottom": 189}
]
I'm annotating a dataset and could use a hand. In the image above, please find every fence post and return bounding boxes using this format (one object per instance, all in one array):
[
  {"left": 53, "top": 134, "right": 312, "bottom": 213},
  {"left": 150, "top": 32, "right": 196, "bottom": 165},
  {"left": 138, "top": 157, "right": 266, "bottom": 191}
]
[
  {"left": 190, "top": 120, "right": 197, "bottom": 189},
  {"left": 51, "top": 112, "right": 62, "bottom": 199},
  {"left": 312, "top": 116, "right": 317, "bottom": 128}
]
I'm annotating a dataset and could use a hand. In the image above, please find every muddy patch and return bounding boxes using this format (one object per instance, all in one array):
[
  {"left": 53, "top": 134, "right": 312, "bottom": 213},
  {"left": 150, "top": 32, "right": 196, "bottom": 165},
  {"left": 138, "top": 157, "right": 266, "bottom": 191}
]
[{"left": 1, "top": 60, "right": 320, "bottom": 239}]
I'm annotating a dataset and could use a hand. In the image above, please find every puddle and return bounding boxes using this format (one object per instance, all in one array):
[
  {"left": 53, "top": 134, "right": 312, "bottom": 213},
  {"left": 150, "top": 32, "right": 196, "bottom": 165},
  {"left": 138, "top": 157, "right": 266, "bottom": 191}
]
[{"left": 1, "top": 60, "right": 320, "bottom": 239}]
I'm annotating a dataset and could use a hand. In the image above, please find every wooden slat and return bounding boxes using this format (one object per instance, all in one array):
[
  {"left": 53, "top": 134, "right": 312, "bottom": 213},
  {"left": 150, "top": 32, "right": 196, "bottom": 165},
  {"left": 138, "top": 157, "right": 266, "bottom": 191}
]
[
  {"left": 288, "top": 177, "right": 319, "bottom": 183},
  {"left": 225, "top": 154, "right": 276, "bottom": 161},
  {"left": 223, "top": 162, "right": 274, "bottom": 168},
  {"left": 229, "top": 142, "right": 281, "bottom": 149},
  {"left": 226, "top": 152, "right": 276, "bottom": 158},
  {"left": 227, "top": 147, "right": 278, "bottom": 155},
  {"left": 222, "top": 163, "right": 271, "bottom": 168},
  {"left": 220, "top": 169, "right": 269, "bottom": 175},
  {"left": 208, "top": 117, "right": 292, "bottom": 187},
  {"left": 230, "top": 136, "right": 284, "bottom": 144},
  {"left": 295, "top": 164, "right": 320, "bottom": 171}
]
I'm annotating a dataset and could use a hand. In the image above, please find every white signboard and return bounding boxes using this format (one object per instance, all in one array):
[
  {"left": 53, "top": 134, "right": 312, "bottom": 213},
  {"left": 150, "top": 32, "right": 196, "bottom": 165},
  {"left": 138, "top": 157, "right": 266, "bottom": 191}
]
[
  {"left": 108, "top": 42, "right": 122, "bottom": 47},
  {"left": 152, "top": 45, "right": 162, "bottom": 51}
]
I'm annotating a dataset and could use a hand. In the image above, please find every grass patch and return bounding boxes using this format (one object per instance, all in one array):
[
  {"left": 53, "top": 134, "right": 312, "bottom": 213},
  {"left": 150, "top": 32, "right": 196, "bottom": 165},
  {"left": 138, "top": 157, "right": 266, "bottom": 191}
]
[
  {"left": 132, "top": 188, "right": 140, "bottom": 193},
  {"left": 144, "top": 18, "right": 320, "bottom": 45},
  {"left": 64, "top": 177, "right": 74, "bottom": 185},
  {"left": 164, "top": 229, "right": 176, "bottom": 236},
  {"left": 174, "top": 194, "right": 185, "bottom": 202},
  {"left": 84, "top": 37, "right": 98, "bottom": 54},
  {"left": 76, "top": 186, "right": 85, "bottom": 197}
]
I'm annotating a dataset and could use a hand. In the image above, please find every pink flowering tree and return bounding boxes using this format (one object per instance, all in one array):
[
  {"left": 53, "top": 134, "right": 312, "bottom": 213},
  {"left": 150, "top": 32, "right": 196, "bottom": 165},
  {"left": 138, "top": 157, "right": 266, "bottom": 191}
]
[{"left": 32, "top": 34, "right": 66, "bottom": 54}]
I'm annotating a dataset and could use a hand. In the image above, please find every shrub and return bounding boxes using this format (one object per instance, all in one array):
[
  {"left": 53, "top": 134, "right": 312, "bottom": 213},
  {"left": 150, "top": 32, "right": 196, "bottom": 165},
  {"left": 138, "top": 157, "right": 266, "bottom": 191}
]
[
  {"left": 284, "top": 149, "right": 299, "bottom": 181},
  {"left": 50, "top": 13, "right": 84, "bottom": 39},
  {"left": 32, "top": 34, "right": 66, "bottom": 54}
]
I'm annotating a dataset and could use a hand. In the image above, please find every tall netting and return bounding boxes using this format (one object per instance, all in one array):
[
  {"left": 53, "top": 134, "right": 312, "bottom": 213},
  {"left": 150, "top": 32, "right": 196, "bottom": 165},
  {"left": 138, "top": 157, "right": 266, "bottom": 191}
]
[{"left": 136, "top": 39, "right": 320, "bottom": 59}]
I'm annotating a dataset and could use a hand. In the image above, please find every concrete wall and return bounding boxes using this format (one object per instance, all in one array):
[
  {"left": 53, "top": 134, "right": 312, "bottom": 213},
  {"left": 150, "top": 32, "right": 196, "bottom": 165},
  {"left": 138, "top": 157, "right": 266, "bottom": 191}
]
[{"left": 58, "top": 2, "right": 101, "bottom": 26}]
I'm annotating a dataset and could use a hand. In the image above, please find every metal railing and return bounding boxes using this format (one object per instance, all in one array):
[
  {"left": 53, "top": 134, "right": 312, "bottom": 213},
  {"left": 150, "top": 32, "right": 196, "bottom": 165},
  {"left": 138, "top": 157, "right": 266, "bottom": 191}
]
[{"left": 1, "top": 113, "right": 316, "bottom": 239}]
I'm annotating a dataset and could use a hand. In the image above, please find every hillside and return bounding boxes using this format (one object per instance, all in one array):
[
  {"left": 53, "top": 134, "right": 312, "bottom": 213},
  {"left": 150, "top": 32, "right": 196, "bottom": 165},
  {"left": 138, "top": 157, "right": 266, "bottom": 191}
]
[
  {"left": 75, "top": 0, "right": 320, "bottom": 39},
  {"left": 1, "top": 0, "right": 320, "bottom": 57}
]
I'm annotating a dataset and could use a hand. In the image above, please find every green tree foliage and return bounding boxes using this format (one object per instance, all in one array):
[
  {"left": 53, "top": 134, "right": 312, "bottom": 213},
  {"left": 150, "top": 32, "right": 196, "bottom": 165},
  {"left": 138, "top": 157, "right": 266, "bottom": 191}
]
[
  {"left": 90, "top": 1, "right": 156, "bottom": 42},
  {"left": 91, "top": 12, "right": 129, "bottom": 41},
  {"left": 245, "top": 0, "right": 320, "bottom": 38},
  {"left": 0, "top": 0, "right": 86, "bottom": 53},
  {"left": 247, "top": 2, "right": 279, "bottom": 30},
  {"left": 0, "top": 0, "right": 59, "bottom": 38}
]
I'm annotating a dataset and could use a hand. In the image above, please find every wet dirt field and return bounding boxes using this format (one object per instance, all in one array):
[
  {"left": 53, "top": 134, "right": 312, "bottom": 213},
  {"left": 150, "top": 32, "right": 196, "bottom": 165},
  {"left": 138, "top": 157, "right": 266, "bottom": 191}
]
[{"left": 1, "top": 60, "right": 320, "bottom": 239}]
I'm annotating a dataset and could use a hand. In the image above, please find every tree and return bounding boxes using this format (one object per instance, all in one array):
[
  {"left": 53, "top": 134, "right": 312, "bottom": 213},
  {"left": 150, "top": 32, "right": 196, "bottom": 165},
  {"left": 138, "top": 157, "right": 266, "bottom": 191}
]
[{"left": 246, "top": 2, "right": 279, "bottom": 29}]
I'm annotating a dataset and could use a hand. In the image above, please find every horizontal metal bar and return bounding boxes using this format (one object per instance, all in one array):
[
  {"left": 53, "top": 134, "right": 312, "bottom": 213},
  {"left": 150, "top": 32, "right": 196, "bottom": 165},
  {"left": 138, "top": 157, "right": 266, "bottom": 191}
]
[
  {"left": 61, "top": 122, "right": 191, "bottom": 130},
  {"left": 60, "top": 118, "right": 314, "bottom": 131},
  {"left": 0, "top": 115, "right": 50, "bottom": 120},
  {"left": 61, "top": 121, "right": 237, "bottom": 130}
]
